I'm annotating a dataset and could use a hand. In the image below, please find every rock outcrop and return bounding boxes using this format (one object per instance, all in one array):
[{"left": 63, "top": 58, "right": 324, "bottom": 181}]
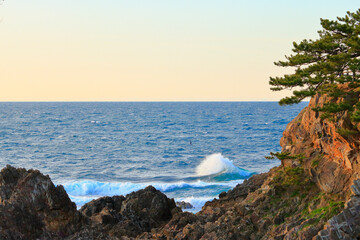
[
  {"left": 139, "top": 172, "right": 270, "bottom": 239},
  {"left": 0, "top": 165, "right": 83, "bottom": 239},
  {"left": 176, "top": 201, "right": 194, "bottom": 210},
  {"left": 77, "top": 186, "right": 179, "bottom": 239},
  {"left": 0, "top": 166, "right": 179, "bottom": 239},
  {"left": 316, "top": 179, "right": 360, "bottom": 240},
  {"left": 281, "top": 85, "right": 360, "bottom": 195}
]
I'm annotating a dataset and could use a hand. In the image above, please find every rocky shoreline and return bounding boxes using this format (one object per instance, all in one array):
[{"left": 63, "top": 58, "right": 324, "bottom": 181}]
[{"left": 2, "top": 89, "right": 360, "bottom": 239}]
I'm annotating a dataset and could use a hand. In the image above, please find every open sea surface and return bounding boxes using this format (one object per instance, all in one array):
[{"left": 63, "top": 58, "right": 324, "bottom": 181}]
[{"left": 0, "top": 102, "right": 306, "bottom": 212}]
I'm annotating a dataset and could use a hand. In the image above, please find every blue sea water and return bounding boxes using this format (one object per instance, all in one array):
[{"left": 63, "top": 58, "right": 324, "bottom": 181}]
[{"left": 0, "top": 102, "right": 306, "bottom": 212}]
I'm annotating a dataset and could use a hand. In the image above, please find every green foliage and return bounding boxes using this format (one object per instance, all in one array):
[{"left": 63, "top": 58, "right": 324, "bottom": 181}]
[
  {"left": 283, "top": 167, "right": 305, "bottom": 186},
  {"left": 311, "top": 159, "right": 320, "bottom": 168},
  {"left": 313, "top": 102, "right": 353, "bottom": 114},
  {"left": 319, "top": 112, "right": 334, "bottom": 121},
  {"left": 313, "top": 192, "right": 325, "bottom": 201},
  {"left": 270, "top": 9, "right": 360, "bottom": 107},
  {"left": 336, "top": 127, "right": 358, "bottom": 137},
  {"left": 351, "top": 109, "right": 360, "bottom": 121},
  {"left": 307, "top": 200, "right": 344, "bottom": 220},
  {"left": 312, "top": 101, "right": 355, "bottom": 121},
  {"left": 300, "top": 190, "right": 344, "bottom": 220},
  {"left": 300, "top": 193, "right": 307, "bottom": 199},
  {"left": 272, "top": 167, "right": 307, "bottom": 187},
  {"left": 311, "top": 154, "right": 324, "bottom": 168},
  {"left": 350, "top": 102, "right": 360, "bottom": 121},
  {"left": 266, "top": 152, "right": 304, "bottom": 161},
  {"left": 291, "top": 190, "right": 299, "bottom": 197}
]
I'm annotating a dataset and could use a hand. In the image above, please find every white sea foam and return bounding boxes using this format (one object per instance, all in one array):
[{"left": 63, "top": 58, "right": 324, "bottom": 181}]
[
  {"left": 62, "top": 179, "right": 241, "bottom": 197},
  {"left": 69, "top": 194, "right": 216, "bottom": 213},
  {"left": 196, "top": 153, "right": 250, "bottom": 177},
  {"left": 62, "top": 179, "right": 244, "bottom": 209},
  {"left": 69, "top": 195, "right": 97, "bottom": 208},
  {"left": 176, "top": 196, "right": 215, "bottom": 213}
]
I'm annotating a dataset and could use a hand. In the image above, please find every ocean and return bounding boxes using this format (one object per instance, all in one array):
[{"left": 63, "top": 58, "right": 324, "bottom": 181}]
[{"left": 0, "top": 102, "right": 306, "bottom": 212}]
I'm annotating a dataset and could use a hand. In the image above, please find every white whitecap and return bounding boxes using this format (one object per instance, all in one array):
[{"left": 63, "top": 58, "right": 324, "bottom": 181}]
[{"left": 196, "top": 153, "right": 250, "bottom": 177}]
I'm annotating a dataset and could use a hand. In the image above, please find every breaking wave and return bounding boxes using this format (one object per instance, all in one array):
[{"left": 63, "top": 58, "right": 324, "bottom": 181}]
[
  {"left": 61, "top": 153, "right": 252, "bottom": 210},
  {"left": 196, "top": 153, "right": 252, "bottom": 180}
]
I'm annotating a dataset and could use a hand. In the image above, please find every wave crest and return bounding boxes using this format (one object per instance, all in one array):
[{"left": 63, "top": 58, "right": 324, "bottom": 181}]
[{"left": 196, "top": 153, "right": 251, "bottom": 179}]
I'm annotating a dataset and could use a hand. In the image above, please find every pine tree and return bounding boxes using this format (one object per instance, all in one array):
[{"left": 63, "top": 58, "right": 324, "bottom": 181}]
[{"left": 270, "top": 9, "right": 360, "bottom": 107}]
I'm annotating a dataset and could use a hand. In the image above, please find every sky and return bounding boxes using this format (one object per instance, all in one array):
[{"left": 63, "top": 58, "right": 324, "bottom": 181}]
[{"left": 0, "top": 1, "right": 359, "bottom": 101}]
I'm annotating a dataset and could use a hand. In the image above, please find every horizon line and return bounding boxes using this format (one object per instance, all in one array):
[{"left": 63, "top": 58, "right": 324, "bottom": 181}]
[{"left": 0, "top": 100, "right": 310, "bottom": 103}]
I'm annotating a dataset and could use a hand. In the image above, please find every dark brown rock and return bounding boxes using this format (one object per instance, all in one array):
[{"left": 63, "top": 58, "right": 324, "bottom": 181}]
[
  {"left": 79, "top": 185, "right": 179, "bottom": 238},
  {"left": 0, "top": 165, "right": 181, "bottom": 239},
  {"left": 0, "top": 165, "right": 82, "bottom": 239}
]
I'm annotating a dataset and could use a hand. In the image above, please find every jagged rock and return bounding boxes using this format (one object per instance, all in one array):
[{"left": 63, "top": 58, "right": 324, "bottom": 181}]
[
  {"left": 226, "top": 172, "right": 269, "bottom": 199},
  {"left": 79, "top": 185, "right": 179, "bottom": 238},
  {"left": 141, "top": 172, "right": 271, "bottom": 239},
  {"left": 80, "top": 195, "right": 126, "bottom": 225},
  {"left": 0, "top": 165, "right": 180, "bottom": 239},
  {"left": 176, "top": 201, "right": 194, "bottom": 209},
  {"left": 351, "top": 179, "right": 360, "bottom": 196},
  {"left": 316, "top": 180, "right": 360, "bottom": 240},
  {"left": 0, "top": 165, "right": 83, "bottom": 239}
]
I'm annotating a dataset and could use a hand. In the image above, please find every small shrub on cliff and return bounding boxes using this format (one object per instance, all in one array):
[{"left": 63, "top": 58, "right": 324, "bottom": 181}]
[
  {"left": 350, "top": 102, "right": 360, "bottom": 122},
  {"left": 266, "top": 152, "right": 305, "bottom": 166},
  {"left": 351, "top": 109, "right": 360, "bottom": 122},
  {"left": 336, "top": 127, "right": 358, "bottom": 137},
  {"left": 308, "top": 200, "right": 344, "bottom": 220},
  {"left": 265, "top": 152, "right": 293, "bottom": 160},
  {"left": 283, "top": 167, "right": 305, "bottom": 186},
  {"left": 272, "top": 167, "right": 309, "bottom": 188},
  {"left": 311, "top": 159, "right": 320, "bottom": 168}
]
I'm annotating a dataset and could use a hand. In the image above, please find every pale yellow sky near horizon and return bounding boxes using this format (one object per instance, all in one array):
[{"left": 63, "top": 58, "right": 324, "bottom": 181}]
[{"left": 0, "top": 1, "right": 359, "bottom": 101}]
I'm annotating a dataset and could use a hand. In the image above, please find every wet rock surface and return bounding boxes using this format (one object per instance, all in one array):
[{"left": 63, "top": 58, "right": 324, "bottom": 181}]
[{"left": 176, "top": 201, "right": 194, "bottom": 210}]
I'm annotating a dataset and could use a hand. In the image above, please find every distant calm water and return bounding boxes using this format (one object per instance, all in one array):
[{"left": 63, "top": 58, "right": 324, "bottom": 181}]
[{"left": 0, "top": 102, "right": 306, "bottom": 212}]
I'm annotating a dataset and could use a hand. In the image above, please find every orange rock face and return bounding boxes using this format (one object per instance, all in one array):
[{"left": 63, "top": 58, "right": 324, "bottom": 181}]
[{"left": 281, "top": 88, "right": 360, "bottom": 194}]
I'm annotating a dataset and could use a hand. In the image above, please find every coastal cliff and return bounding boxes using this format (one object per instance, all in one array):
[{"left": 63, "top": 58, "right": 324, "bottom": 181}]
[
  {"left": 281, "top": 85, "right": 360, "bottom": 195},
  {"left": 1, "top": 89, "right": 360, "bottom": 239}
]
